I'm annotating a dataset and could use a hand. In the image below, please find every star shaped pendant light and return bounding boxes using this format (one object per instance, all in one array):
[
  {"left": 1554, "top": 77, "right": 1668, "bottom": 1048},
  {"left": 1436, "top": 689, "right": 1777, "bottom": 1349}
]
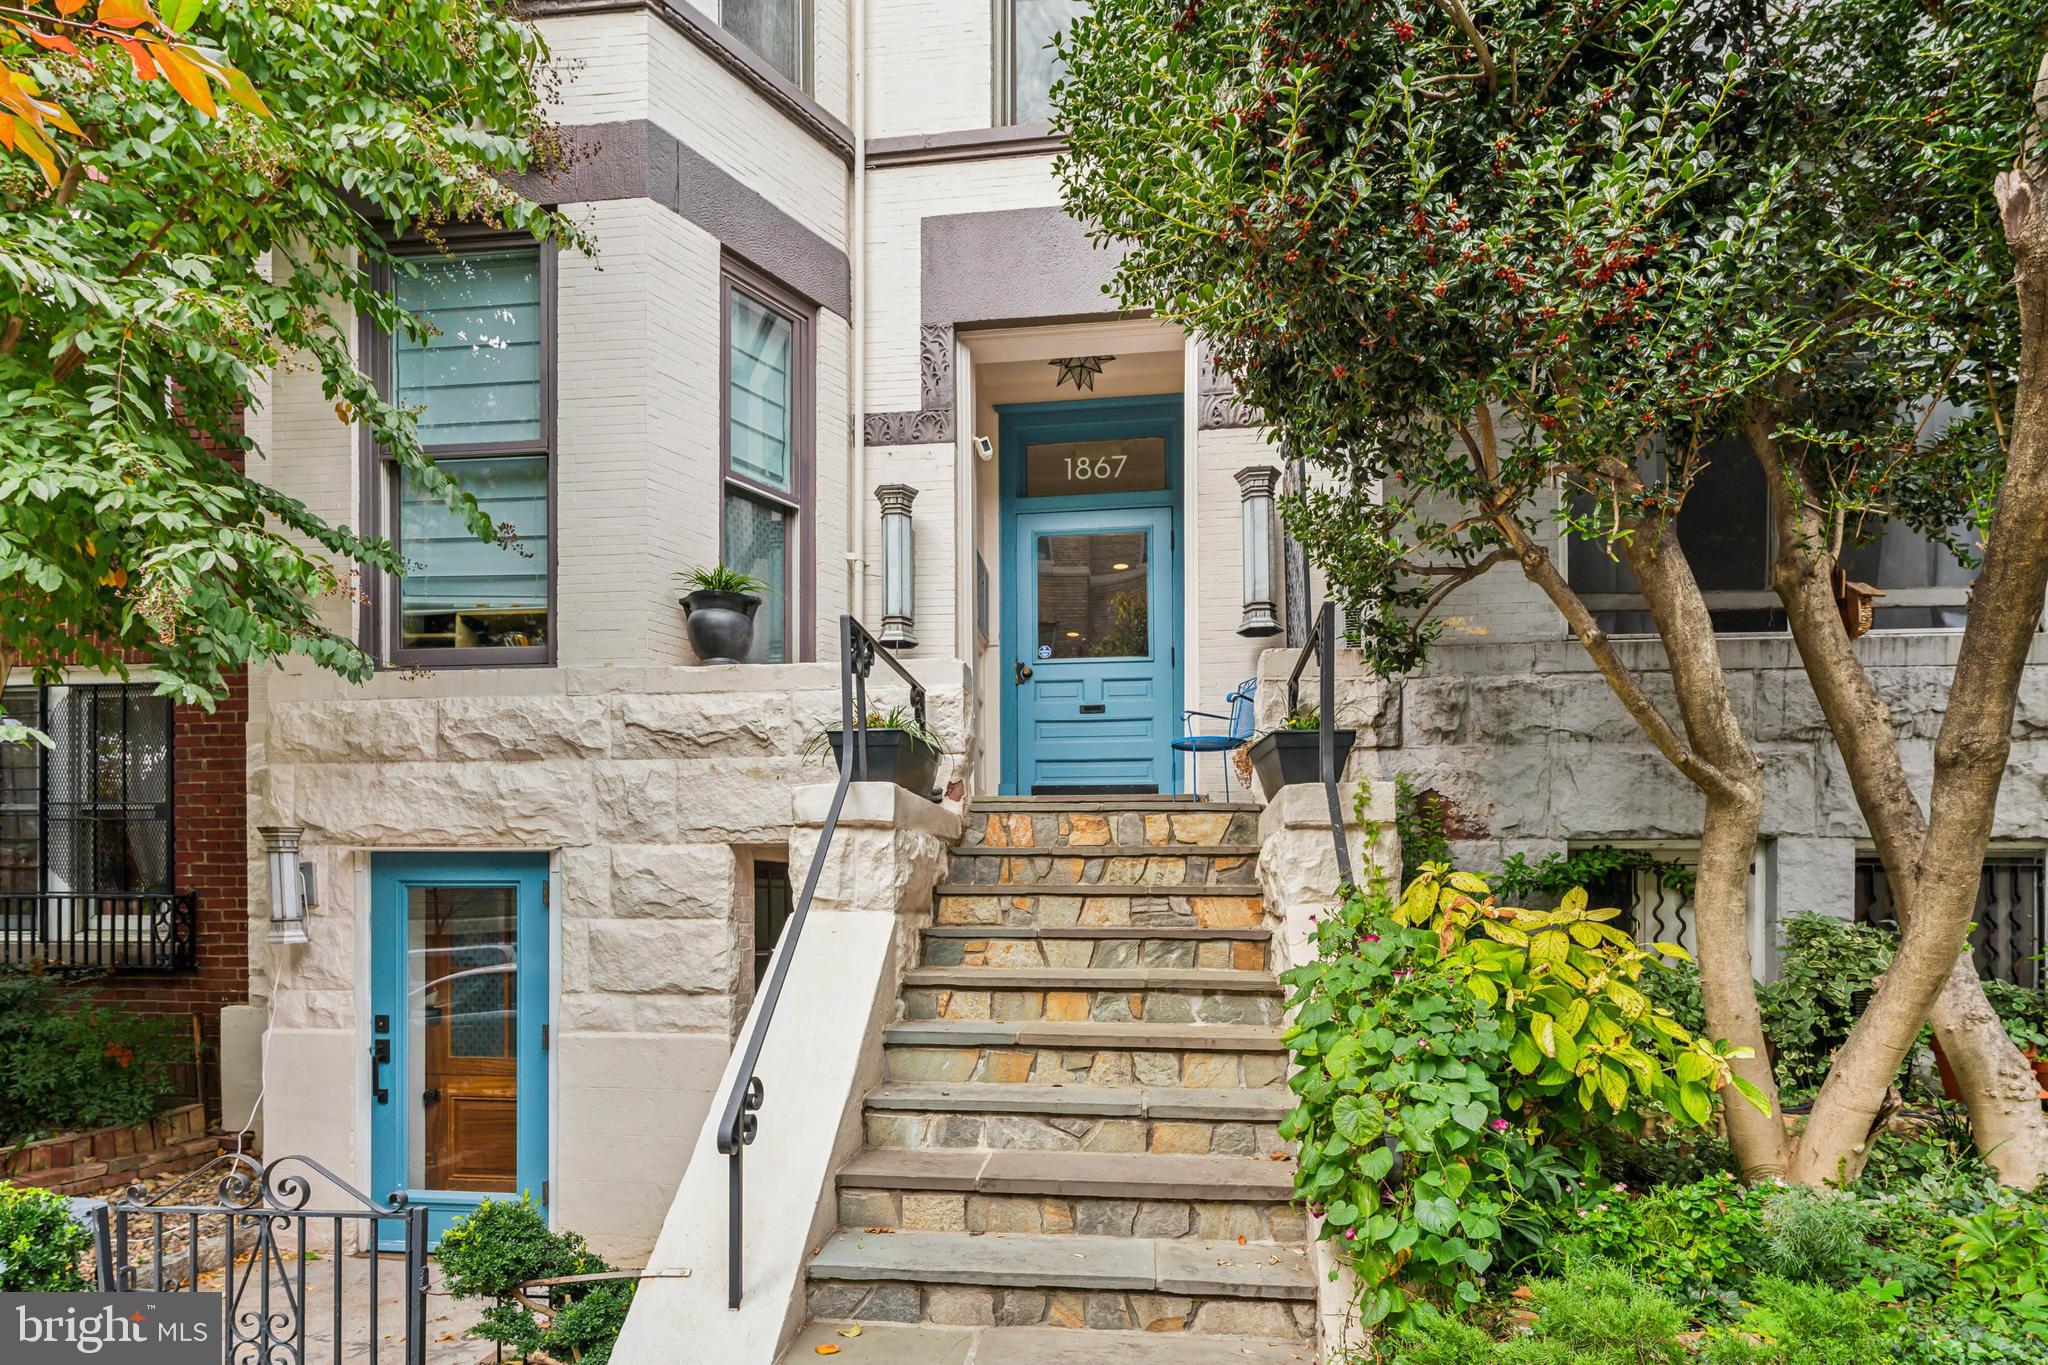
[{"left": 1050, "top": 355, "right": 1115, "bottom": 391}]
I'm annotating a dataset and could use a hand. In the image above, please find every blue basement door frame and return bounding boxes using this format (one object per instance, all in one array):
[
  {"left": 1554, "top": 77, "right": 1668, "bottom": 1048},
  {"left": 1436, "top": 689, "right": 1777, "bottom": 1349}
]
[
  {"left": 369, "top": 850, "right": 550, "bottom": 1248},
  {"left": 997, "top": 394, "right": 1184, "bottom": 795}
]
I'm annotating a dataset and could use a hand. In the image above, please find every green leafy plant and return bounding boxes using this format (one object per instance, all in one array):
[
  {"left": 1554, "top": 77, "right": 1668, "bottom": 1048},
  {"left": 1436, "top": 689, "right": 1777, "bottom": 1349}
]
[
  {"left": 1393, "top": 775, "right": 1452, "bottom": 882},
  {"left": 0, "top": 969, "right": 185, "bottom": 1144},
  {"left": 674, "top": 564, "right": 770, "bottom": 596},
  {"left": 1538, "top": 1173, "right": 1769, "bottom": 1308},
  {"left": 1491, "top": 848, "right": 1696, "bottom": 906},
  {"left": 1391, "top": 1266, "right": 1694, "bottom": 1364},
  {"left": 1281, "top": 705, "right": 1321, "bottom": 732},
  {"left": 1979, "top": 980, "right": 2048, "bottom": 1054},
  {"left": 438, "top": 1195, "right": 633, "bottom": 1365},
  {"left": 0, "top": 1181, "right": 92, "bottom": 1291},
  {"left": 1280, "top": 866, "right": 1763, "bottom": 1330},
  {"left": 799, "top": 704, "right": 947, "bottom": 762},
  {"left": 1940, "top": 1194, "right": 2048, "bottom": 1342},
  {"left": 1756, "top": 1187, "right": 1886, "bottom": 1289},
  {"left": 1757, "top": 916, "right": 1904, "bottom": 1098}
]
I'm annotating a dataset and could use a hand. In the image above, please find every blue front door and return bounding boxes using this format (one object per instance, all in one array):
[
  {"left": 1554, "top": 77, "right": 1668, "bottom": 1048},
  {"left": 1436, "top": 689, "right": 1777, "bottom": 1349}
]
[
  {"left": 370, "top": 852, "right": 549, "bottom": 1246},
  {"left": 1000, "top": 397, "right": 1182, "bottom": 795}
]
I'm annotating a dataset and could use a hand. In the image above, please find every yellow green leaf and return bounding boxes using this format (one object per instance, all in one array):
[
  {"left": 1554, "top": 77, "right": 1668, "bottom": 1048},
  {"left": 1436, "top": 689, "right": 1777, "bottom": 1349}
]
[
  {"left": 1653, "top": 941, "right": 1693, "bottom": 962},
  {"left": 1558, "top": 886, "right": 1588, "bottom": 914},
  {"left": 1530, "top": 1011, "right": 1557, "bottom": 1058}
]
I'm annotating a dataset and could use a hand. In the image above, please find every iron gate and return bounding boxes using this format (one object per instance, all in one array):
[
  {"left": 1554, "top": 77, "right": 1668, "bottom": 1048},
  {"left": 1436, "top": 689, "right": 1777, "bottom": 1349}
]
[{"left": 99, "top": 1153, "right": 429, "bottom": 1365}]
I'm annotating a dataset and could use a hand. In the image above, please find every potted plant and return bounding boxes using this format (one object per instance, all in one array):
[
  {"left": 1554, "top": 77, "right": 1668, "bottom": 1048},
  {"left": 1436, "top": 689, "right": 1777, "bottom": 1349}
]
[
  {"left": 676, "top": 565, "right": 768, "bottom": 664},
  {"left": 802, "top": 705, "right": 946, "bottom": 796},
  {"left": 1246, "top": 705, "right": 1357, "bottom": 799},
  {"left": 1982, "top": 978, "right": 2048, "bottom": 1099}
]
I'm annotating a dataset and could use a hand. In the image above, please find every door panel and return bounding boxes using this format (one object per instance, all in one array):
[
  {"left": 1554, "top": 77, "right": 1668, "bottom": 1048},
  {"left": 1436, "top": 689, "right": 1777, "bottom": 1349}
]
[
  {"left": 371, "top": 852, "right": 548, "bottom": 1246},
  {"left": 1013, "top": 507, "right": 1177, "bottom": 793}
]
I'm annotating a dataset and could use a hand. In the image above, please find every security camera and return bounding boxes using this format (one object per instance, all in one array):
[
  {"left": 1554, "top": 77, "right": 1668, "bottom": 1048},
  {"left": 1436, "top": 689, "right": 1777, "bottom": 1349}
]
[{"left": 974, "top": 435, "right": 994, "bottom": 462}]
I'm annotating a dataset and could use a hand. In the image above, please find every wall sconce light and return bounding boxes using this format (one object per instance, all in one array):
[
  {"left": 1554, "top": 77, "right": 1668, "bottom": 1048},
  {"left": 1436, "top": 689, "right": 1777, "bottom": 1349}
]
[
  {"left": 876, "top": 484, "right": 918, "bottom": 649},
  {"left": 260, "top": 825, "right": 315, "bottom": 944},
  {"left": 1235, "top": 465, "right": 1282, "bottom": 637}
]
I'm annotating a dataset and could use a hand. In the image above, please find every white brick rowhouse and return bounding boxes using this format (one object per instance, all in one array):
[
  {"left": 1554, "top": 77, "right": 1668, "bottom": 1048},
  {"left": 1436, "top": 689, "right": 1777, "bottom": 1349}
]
[{"left": 228, "top": 3, "right": 2048, "bottom": 1361}]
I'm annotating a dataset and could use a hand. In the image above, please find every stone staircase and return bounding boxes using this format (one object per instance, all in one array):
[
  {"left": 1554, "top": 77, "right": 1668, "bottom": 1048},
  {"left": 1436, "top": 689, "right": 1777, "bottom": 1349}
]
[{"left": 789, "top": 797, "right": 1315, "bottom": 1363}]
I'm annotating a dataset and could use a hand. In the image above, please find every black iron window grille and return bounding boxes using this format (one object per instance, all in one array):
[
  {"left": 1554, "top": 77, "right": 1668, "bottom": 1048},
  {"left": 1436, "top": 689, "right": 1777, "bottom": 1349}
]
[
  {"left": 0, "top": 683, "right": 193, "bottom": 971},
  {"left": 1856, "top": 855, "right": 2045, "bottom": 988}
]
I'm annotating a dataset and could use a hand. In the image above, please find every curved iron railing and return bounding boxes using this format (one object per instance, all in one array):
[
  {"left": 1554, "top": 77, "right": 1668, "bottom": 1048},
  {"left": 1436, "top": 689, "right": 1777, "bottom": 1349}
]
[
  {"left": 0, "top": 890, "right": 197, "bottom": 971},
  {"left": 716, "top": 614, "right": 928, "bottom": 1309},
  {"left": 1287, "top": 600, "right": 1355, "bottom": 887}
]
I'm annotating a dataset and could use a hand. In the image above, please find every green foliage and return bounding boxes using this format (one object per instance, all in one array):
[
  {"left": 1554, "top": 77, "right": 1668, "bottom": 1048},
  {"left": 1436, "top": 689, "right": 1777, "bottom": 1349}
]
[
  {"left": 1755, "top": 1187, "right": 1886, "bottom": 1289},
  {"left": 1279, "top": 867, "right": 1757, "bottom": 1330},
  {"left": 1391, "top": 1267, "right": 1692, "bottom": 1364},
  {"left": 800, "top": 704, "right": 948, "bottom": 761},
  {"left": 1282, "top": 705, "right": 1321, "bottom": 732},
  {"left": 1492, "top": 847, "right": 1695, "bottom": 906},
  {"left": 1941, "top": 1196, "right": 2048, "bottom": 1342},
  {"left": 1538, "top": 1172, "right": 1767, "bottom": 1307},
  {"left": 0, "top": 0, "right": 583, "bottom": 708},
  {"left": 1756, "top": 916, "right": 1902, "bottom": 1098},
  {"left": 1979, "top": 980, "right": 2048, "bottom": 1054},
  {"left": 0, "top": 1181, "right": 92, "bottom": 1291},
  {"left": 1392, "top": 775, "right": 1451, "bottom": 882},
  {"left": 438, "top": 1196, "right": 632, "bottom": 1364},
  {"left": 675, "top": 565, "right": 771, "bottom": 596},
  {"left": 0, "top": 969, "right": 184, "bottom": 1143},
  {"left": 1713, "top": 1277, "right": 1898, "bottom": 1365}
]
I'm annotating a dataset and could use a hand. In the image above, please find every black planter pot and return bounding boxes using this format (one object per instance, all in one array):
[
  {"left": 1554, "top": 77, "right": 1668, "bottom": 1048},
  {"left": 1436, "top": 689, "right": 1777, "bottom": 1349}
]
[
  {"left": 826, "top": 728, "right": 942, "bottom": 796},
  {"left": 1248, "top": 729, "right": 1357, "bottom": 799},
  {"left": 680, "top": 590, "right": 760, "bottom": 664}
]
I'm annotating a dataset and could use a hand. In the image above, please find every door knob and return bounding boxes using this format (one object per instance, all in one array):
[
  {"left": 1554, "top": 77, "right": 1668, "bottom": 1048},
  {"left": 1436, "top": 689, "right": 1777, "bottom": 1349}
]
[
  {"left": 1015, "top": 661, "right": 1034, "bottom": 684},
  {"left": 421, "top": 1088, "right": 442, "bottom": 1104}
]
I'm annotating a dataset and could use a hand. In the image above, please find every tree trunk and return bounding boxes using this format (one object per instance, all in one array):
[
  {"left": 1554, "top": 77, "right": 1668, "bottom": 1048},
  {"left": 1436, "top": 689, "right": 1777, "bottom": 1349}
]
[
  {"left": 1617, "top": 530, "right": 1792, "bottom": 1181},
  {"left": 1748, "top": 414, "right": 2048, "bottom": 1185}
]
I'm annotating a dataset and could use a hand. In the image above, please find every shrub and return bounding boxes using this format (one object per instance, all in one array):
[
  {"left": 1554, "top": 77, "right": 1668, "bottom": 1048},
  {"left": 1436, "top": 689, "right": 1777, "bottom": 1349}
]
[
  {"left": 1280, "top": 867, "right": 1763, "bottom": 1330},
  {"left": 1756, "top": 1186, "right": 1885, "bottom": 1288},
  {"left": 1391, "top": 1267, "right": 1692, "bottom": 1364},
  {"left": 0, "top": 1181, "right": 93, "bottom": 1291},
  {"left": 1756, "top": 916, "right": 1902, "bottom": 1098},
  {"left": 1536, "top": 1173, "right": 1768, "bottom": 1308},
  {"left": 437, "top": 1195, "right": 632, "bottom": 1365},
  {"left": 0, "top": 969, "right": 185, "bottom": 1143},
  {"left": 1939, "top": 1193, "right": 2048, "bottom": 1344},
  {"left": 1712, "top": 1278, "right": 1897, "bottom": 1365}
]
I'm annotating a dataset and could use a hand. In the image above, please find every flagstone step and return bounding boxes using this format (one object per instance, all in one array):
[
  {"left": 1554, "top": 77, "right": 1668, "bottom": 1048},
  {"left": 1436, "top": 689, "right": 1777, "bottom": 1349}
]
[
  {"left": 779, "top": 1321, "right": 1316, "bottom": 1364},
  {"left": 964, "top": 808, "right": 1262, "bottom": 851},
  {"left": 900, "top": 968, "right": 1281, "bottom": 1026},
  {"left": 921, "top": 924, "right": 1271, "bottom": 971},
  {"left": 946, "top": 847, "right": 1260, "bottom": 893},
  {"left": 806, "top": 1231, "right": 1316, "bottom": 1335},
  {"left": 970, "top": 798, "right": 1263, "bottom": 812},
  {"left": 838, "top": 1147, "right": 1295, "bottom": 1203},
  {"left": 932, "top": 888, "right": 1265, "bottom": 931},
  {"left": 882, "top": 1021, "right": 1289, "bottom": 1091},
  {"left": 861, "top": 1083, "right": 1291, "bottom": 1156}
]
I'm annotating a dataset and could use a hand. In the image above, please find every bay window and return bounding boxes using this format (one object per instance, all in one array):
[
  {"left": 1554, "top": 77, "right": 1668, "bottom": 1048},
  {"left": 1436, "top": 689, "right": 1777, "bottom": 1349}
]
[{"left": 717, "top": 0, "right": 807, "bottom": 88}]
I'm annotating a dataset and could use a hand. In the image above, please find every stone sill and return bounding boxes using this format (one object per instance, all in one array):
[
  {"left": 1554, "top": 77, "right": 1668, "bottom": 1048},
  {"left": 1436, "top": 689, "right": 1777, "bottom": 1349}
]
[{"left": 267, "top": 658, "right": 971, "bottom": 705}]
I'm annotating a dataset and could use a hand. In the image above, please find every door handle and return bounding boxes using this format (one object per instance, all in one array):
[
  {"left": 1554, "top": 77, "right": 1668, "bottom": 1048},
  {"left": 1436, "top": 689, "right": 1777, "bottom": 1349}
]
[
  {"left": 371, "top": 1038, "right": 391, "bottom": 1105},
  {"left": 1014, "top": 661, "right": 1034, "bottom": 684},
  {"left": 421, "top": 1088, "right": 442, "bottom": 1105}
]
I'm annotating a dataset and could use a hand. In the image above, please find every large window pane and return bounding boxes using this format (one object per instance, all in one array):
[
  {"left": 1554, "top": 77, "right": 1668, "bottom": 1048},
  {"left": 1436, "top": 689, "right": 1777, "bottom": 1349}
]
[
  {"left": 1841, "top": 519, "right": 1974, "bottom": 630},
  {"left": 399, "top": 455, "right": 550, "bottom": 653},
  {"left": 0, "top": 688, "right": 40, "bottom": 902},
  {"left": 729, "top": 291, "right": 794, "bottom": 491},
  {"left": 1009, "top": 0, "right": 1089, "bottom": 124},
  {"left": 722, "top": 0, "right": 802, "bottom": 84},
  {"left": 40, "top": 685, "right": 170, "bottom": 896},
  {"left": 1035, "top": 530, "right": 1150, "bottom": 659},
  {"left": 725, "top": 489, "right": 790, "bottom": 664},
  {"left": 394, "top": 249, "right": 543, "bottom": 447},
  {"left": 407, "top": 885, "right": 519, "bottom": 1193}
]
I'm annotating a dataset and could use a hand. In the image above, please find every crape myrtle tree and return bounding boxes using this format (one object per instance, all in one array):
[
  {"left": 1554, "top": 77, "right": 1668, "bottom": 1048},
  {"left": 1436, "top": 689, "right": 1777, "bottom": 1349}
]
[
  {"left": 0, "top": 0, "right": 582, "bottom": 725},
  {"left": 1054, "top": 0, "right": 2048, "bottom": 1185}
]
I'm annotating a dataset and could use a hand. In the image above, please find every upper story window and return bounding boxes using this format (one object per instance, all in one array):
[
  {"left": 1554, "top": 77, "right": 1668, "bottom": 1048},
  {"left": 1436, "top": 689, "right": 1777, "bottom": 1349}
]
[
  {"left": 719, "top": 0, "right": 807, "bottom": 88},
  {"left": 369, "top": 242, "right": 555, "bottom": 668},
  {"left": 1, "top": 685, "right": 173, "bottom": 900},
  {"left": 996, "top": 0, "right": 1089, "bottom": 125},
  {"left": 1565, "top": 433, "right": 1974, "bottom": 635},
  {"left": 721, "top": 261, "right": 814, "bottom": 663}
]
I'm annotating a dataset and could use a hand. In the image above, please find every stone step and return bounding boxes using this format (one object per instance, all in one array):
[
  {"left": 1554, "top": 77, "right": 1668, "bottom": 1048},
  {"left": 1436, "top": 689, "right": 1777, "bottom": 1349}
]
[
  {"left": 933, "top": 888, "right": 1264, "bottom": 932},
  {"left": 779, "top": 1321, "right": 1316, "bottom": 1364},
  {"left": 806, "top": 1231, "right": 1316, "bottom": 1336},
  {"left": 901, "top": 968, "right": 1281, "bottom": 1027},
  {"left": 922, "top": 924, "right": 1271, "bottom": 972},
  {"left": 964, "top": 807, "right": 1261, "bottom": 852},
  {"left": 834, "top": 1150, "right": 1301, "bottom": 1244},
  {"left": 862, "top": 1083, "right": 1291, "bottom": 1156},
  {"left": 945, "top": 846, "right": 1259, "bottom": 890},
  {"left": 971, "top": 797, "right": 1263, "bottom": 812},
  {"left": 882, "top": 1021, "right": 1288, "bottom": 1091}
]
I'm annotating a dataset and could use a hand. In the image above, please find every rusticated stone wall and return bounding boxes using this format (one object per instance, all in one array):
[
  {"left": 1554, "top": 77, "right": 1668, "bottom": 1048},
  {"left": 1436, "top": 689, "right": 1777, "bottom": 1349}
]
[{"left": 248, "top": 660, "right": 969, "bottom": 1259}]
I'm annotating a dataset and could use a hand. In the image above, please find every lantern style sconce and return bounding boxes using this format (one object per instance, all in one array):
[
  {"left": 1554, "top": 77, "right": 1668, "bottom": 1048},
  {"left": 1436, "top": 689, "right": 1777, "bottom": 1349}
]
[
  {"left": 1235, "top": 465, "right": 1282, "bottom": 637},
  {"left": 876, "top": 483, "right": 918, "bottom": 649},
  {"left": 260, "top": 825, "right": 316, "bottom": 944}
]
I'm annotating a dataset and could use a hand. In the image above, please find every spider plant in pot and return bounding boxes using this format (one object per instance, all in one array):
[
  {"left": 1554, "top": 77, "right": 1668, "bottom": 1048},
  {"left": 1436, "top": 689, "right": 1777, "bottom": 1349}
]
[
  {"left": 676, "top": 565, "right": 769, "bottom": 664},
  {"left": 801, "top": 704, "right": 947, "bottom": 796},
  {"left": 1246, "top": 704, "right": 1357, "bottom": 798}
]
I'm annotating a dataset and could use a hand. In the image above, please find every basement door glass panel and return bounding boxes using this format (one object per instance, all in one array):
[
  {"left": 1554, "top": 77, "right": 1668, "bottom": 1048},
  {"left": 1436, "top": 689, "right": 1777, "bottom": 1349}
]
[
  {"left": 1036, "top": 530, "right": 1149, "bottom": 659},
  {"left": 407, "top": 886, "right": 519, "bottom": 1193},
  {"left": 392, "top": 249, "right": 543, "bottom": 447},
  {"left": 398, "top": 456, "right": 550, "bottom": 652},
  {"left": 1023, "top": 436, "right": 1167, "bottom": 498}
]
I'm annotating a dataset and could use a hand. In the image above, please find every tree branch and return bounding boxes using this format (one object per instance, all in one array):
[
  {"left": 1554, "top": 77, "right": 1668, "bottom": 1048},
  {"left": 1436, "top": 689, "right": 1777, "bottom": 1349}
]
[{"left": 1430, "top": 0, "right": 1497, "bottom": 96}]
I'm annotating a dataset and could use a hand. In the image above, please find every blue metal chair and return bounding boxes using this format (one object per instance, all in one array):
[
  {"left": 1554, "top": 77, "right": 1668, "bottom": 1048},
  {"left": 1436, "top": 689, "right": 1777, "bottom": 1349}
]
[{"left": 1172, "top": 679, "right": 1257, "bottom": 799}]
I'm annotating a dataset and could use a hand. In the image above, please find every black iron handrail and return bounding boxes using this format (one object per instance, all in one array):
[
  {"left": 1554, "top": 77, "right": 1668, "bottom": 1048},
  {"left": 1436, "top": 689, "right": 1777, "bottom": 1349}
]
[
  {"left": 715, "top": 614, "right": 928, "bottom": 1309},
  {"left": 0, "top": 891, "right": 197, "bottom": 971},
  {"left": 1287, "top": 600, "right": 1355, "bottom": 887}
]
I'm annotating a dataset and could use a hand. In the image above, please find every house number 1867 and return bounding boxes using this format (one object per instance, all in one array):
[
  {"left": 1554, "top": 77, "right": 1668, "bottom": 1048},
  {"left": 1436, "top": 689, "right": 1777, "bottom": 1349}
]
[{"left": 1065, "top": 454, "right": 1129, "bottom": 481}]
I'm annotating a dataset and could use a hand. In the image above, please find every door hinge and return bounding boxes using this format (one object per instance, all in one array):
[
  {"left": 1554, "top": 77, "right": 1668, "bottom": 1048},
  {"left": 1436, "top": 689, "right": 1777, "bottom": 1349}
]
[
  {"left": 542, "top": 1180, "right": 549, "bottom": 1207},
  {"left": 541, "top": 1024, "right": 550, "bottom": 1052},
  {"left": 541, "top": 882, "right": 549, "bottom": 908}
]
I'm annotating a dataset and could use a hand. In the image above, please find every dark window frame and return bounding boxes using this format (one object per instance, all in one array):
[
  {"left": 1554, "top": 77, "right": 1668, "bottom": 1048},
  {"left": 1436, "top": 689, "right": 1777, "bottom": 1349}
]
[
  {"left": 719, "top": 255, "right": 816, "bottom": 664},
  {"left": 0, "top": 683, "right": 175, "bottom": 898},
  {"left": 359, "top": 229, "right": 560, "bottom": 670},
  {"left": 717, "top": 0, "right": 813, "bottom": 92},
  {"left": 993, "top": 0, "right": 1085, "bottom": 127},
  {"left": 1856, "top": 852, "right": 2046, "bottom": 988}
]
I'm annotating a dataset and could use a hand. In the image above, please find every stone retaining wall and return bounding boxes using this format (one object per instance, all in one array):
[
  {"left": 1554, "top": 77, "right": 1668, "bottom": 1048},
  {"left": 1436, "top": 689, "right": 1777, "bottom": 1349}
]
[{"left": 2, "top": 1104, "right": 220, "bottom": 1196}]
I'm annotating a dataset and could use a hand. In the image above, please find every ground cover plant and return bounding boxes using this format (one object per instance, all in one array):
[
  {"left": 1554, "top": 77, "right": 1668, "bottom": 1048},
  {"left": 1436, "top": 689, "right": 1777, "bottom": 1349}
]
[{"left": 0, "top": 968, "right": 185, "bottom": 1143}]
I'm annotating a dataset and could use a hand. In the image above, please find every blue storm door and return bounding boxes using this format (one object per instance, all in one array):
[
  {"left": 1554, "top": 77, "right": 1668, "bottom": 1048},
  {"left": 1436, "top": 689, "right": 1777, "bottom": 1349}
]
[
  {"left": 370, "top": 852, "right": 549, "bottom": 1246},
  {"left": 1001, "top": 396, "right": 1183, "bottom": 795}
]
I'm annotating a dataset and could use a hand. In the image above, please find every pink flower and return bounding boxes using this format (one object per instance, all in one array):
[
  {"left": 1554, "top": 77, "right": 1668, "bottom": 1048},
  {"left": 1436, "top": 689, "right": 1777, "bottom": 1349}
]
[
  {"left": 1344, "top": 1227, "right": 1359, "bottom": 1241},
  {"left": 1489, "top": 1118, "right": 1511, "bottom": 1132},
  {"left": 1362, "top": 933, "right": 1380, "bottom": 943}
]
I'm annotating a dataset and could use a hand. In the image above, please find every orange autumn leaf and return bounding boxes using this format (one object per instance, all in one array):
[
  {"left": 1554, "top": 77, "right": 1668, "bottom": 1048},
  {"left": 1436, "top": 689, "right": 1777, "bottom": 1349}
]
[
  {"left": 814, "top": 1348, "right": 839, "bottom": 1357},
  {"left": 20, "top": 27, "right": 82, "bottom": 56},
  {"left": 96, "top": 0, "right": 157, "bottom": 29},
  {"left": 56, "top": 0, "right": 93, "bottom": 14},
  {"left": 143, "top": 38, "right": 211, "bottom": 115},
  {"left": 112, "top": 35, "right": 156, "bottom": 81}
]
